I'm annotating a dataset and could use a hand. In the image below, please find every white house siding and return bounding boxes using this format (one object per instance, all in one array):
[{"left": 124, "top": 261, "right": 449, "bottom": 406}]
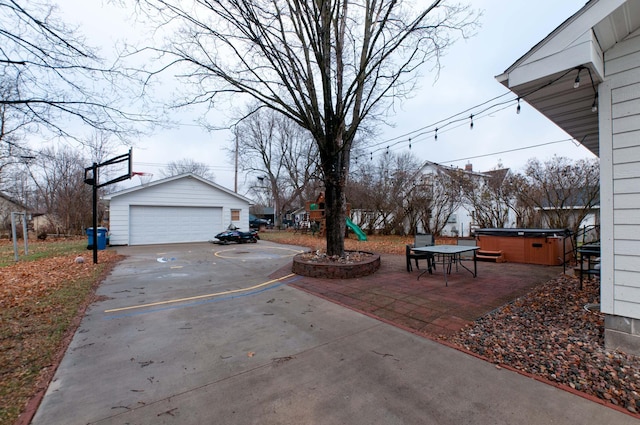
[
  {"left": 108, "top": 175, "right": 250, "bottom": 245},
  {"left": 604, "top": 28, "right": 640, "bottom": 326}
]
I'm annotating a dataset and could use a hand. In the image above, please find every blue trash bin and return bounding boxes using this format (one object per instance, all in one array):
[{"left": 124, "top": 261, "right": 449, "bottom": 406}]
[{"left": 86, "top": 227, "right": 108, "bottom": 250}]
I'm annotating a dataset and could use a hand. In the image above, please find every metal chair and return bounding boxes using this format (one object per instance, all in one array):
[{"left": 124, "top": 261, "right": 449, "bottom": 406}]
[
  {"left": 406, "top": 244, "right": 434, "bottom": 273},
  {"left": 456, "top": 239, "right": 478, "bottom": 260},
  {"left": 410, "top": 234, "right": 436, "bottom": 272},
  {"left": 414, "top": 233, "right": 434, "bottom": 248}
]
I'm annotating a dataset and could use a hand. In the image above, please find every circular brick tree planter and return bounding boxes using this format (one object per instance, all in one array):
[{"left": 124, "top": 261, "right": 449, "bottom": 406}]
[{"left": 292, "top": 251, "right": 381, "bottom": 279}]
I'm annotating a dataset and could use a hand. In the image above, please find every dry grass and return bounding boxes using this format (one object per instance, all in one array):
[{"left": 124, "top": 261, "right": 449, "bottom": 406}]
[
  {"left": 0, "top": 237, "right": 88, "bottom": 267},
  {"left": 0, "top": 239, "right": 121, "bottom": 425},
  {"left": 259, "top": 230, "right": 412, "bottom": 255}
]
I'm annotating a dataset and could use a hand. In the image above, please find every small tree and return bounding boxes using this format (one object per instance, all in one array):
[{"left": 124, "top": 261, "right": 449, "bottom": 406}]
[
  {"left": 27, "top": 146, "right": 93, "bottom": 234},
  {"left": 419, "top": 169, "right": 462, "bottom": 236},
  {"left": 455, "top": 167, "right": 515, "bottom": 229},
  {"left": 518, "top": 156, "right": 600, "bottom": 235},
  {"left": 234, "top": 108, "right": 321, "bottom": 226},
  {"left": 348, "top": 152, "right": 421, "bottom": 235}
]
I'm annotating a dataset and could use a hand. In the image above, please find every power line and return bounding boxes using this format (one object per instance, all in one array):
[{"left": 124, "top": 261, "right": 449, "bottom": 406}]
[
  {"left": 366, "top": 67, "right": 581, "bottom": 161},
  {"left": 134, "top": 161, "right": 234, "bottom": 171},
  {"left": 441, "top": 138, "right": 575, "bottom": 165}
]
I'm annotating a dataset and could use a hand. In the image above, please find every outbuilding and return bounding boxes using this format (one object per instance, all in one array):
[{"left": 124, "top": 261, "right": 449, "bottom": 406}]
[{"left": 104, "top": 173, "right": 252, "bottom": 245}]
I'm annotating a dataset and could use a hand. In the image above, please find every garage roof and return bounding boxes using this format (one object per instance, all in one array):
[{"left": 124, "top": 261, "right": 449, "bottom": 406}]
[{"left": 103, "top": 173, "right": 253, "bottom": 204}]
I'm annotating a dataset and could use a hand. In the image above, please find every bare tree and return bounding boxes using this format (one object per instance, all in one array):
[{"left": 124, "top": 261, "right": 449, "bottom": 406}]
[
  {"left": 508, "top": 172, "right": 536, "bottom": 228},
  {"left": 0, "top": 84, "right": 34, "bottom": 191},
  {"left": 455, "top": 167, "right": 516, "bottom": 229},
  {"left": 518, "top": 156, "right": 600, "bottom": 235},
  {"left": 160, "top": 158, "right": 216, "bottom": 181},
  {"left": 0, "top": 0, "right": 146, "bottom": 142},
  {"left": 364, "top": 158, "right": 399, "bottom": 235},
  {"left": 135, "top": 0, "right": 478, "bottom": 256},
  {"left": 27, "top": 146, "right": 93, "bottom": 234},
  {"left": 418, "top": 169, "right": 462, "bottom": 236},
  {"left": 349, "top": 151, "right": 421, "bottom": 235},
  {"left": 234, "top": 108, "right": 321, "bottom": 226}
]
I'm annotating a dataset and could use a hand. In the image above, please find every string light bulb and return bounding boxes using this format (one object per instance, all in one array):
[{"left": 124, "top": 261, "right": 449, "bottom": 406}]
[
  {"left": 592, "top": 93, "right": 598, "bottom": 113},
  {"left": 469, "top": 114, "right": 474, "bottom": 130},
  {"left": 574, "top": 67, "right": 582, "bottom": 89},
  {"left": 408, "top": 138, "right": 412, "bottom": 149},
  {"left": 434, "top": 128, "right": 438, "bottom": 141},
  {"left": 516, "top": 98, "right": 521, "bottom": 114}
]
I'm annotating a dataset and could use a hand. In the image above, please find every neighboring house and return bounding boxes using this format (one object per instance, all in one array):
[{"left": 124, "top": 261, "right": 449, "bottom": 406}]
[
  {"left": 250, "top": 206, "right": 275, "bottom": 224},
  {"left": 350, "top": 208, "right": 382, "bottom": 233},
  {"left": 291, "top": 207, "right": 307, "bottom": 223},
  {"left": 31, "top": 213, "right": 64, "bottom": 235},
  {"left": 104, "top": 173, "right": 252, "bottom": 245},
  {"left": 0, "top": 192, "right": 29, "bottom": 237},
  {"left": 284, "top": 207, "right": 307, "bottom": 227},
  {"left": 415, "top": 161, "right": 516, "bottom": 237},
  {"left": 497, "top": 0, "right": 640, "bottom": 353},
  {"left": 536, "top": 188, "right": 601, "bottom": 232}
]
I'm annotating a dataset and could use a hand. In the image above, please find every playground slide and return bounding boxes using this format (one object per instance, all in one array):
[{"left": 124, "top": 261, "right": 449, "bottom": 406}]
[{"left": 346, "top": 217, "right": 367, "bottom": 241}]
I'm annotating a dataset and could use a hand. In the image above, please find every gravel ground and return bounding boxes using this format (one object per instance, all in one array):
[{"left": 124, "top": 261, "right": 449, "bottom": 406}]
[{"left": 443, "top": 274, "right": 640, "bottom": 416}]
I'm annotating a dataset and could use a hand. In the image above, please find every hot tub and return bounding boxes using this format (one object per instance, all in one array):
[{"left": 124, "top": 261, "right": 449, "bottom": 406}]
[{"left": 474, "top": 228, "right": 572, "bottom": 266}]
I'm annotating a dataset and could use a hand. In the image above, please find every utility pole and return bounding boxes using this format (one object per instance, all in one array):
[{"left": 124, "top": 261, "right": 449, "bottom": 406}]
[{"left": 234, "top": 131, "right": 238, "bottom": 193}]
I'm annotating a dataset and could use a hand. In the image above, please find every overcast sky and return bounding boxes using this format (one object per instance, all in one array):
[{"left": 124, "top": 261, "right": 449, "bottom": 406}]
[{"left": 55, "top": 0, "right": 594, "bottom": 192}]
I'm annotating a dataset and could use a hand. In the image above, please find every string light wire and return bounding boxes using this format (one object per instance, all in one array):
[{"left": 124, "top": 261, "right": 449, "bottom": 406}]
[{"left": 364, "top": 67, "right": 580, "bottom": 161}]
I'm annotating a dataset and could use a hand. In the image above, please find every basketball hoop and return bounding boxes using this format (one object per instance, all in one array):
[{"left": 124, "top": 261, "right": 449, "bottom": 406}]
[{"left": 131, "top": 171, "right": 153, "bottom": 186}]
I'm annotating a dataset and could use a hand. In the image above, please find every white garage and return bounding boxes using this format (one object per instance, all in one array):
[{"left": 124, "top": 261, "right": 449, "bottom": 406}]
[
  {"left": 104, "top": 173, "right": 252, "bottom": 246},
  {"left": 129, "top": 206, "right": 223, "bottom": 245}
]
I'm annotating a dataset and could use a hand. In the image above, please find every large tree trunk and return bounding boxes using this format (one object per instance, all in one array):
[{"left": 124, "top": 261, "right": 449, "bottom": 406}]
[
  {"left": 324, "top": 177, "right": 347, "bottom": 257},
  {"left": 321, "top": 145, "right": 349, "bottom": 257}
]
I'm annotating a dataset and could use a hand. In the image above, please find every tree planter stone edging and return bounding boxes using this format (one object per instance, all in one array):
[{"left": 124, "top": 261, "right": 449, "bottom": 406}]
[{"left": 292, "top": 251, "right": 380, "bottom": 279}]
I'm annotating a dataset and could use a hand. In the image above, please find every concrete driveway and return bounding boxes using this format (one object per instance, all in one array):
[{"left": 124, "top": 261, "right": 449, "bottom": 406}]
[{"left": 31, "top": 242, "right": 637, "bottom": 424}]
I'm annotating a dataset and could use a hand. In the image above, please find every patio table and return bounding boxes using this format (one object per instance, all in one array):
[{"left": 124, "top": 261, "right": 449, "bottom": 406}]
[{"left": 412, "top": 245, "right": 480, "bottom": 286}]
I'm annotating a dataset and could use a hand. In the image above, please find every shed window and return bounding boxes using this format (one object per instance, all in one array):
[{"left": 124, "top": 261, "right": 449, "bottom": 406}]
[{"left": 231, "top": 209, "right": 241, "bottom": 221}]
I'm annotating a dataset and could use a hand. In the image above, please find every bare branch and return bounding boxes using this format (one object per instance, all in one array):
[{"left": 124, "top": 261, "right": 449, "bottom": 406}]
[
  {"left": 0, "top": 0, "right": 151, "bottom": 144},
  {"left": 134, "top": 0, "right": 479, "bottom": 254}
]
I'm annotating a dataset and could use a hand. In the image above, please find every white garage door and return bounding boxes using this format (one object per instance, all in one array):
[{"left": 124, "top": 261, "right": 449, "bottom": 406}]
[{"left": 129, "top": 206, "right": 222, "bottom": 245}]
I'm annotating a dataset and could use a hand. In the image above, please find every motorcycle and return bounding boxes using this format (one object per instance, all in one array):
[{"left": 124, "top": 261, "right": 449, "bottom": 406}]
[{"left": 212, "top": 225, "right": 259, "bottom": 244}]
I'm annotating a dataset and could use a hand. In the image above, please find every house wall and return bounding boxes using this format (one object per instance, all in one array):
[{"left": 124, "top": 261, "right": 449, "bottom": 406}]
[
  {"left": 108, "top": 177, "right": 250, "bottom": 245},
  {"left": 441, "top": 205, "right": 474, "bottom": 237},
  {"left": 601, "top": 27, "right": 640, "bottom": 351}
]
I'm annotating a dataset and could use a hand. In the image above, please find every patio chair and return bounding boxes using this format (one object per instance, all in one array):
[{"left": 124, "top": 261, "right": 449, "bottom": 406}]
[
  {"left": 451, "top": 238, "right": 478, "bottom": 273},
  {"left": 410, "top": 234, "right": 436, "bottom": 272},
  {"left": 406, "top": 244, "right": 434, "bottom": 273},
  {"left": 414, "top": 233, "right": 434, "bottom": 248},
  {"left": 457, "top": 239, "right": 478, "bottom": 260}
]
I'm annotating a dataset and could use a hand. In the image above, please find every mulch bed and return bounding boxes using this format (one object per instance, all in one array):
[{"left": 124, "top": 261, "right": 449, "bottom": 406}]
[
  {"left": 442, "top": 274, "right": 640, "bottom": 415},
  {"left": 296, "top": 249, "right": 374, "bottom": 264}
]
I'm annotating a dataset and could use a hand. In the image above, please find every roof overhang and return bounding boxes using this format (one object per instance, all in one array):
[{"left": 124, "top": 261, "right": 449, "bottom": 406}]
[{"left": 496, "top": 0, "right": 640, "bottom": 157}]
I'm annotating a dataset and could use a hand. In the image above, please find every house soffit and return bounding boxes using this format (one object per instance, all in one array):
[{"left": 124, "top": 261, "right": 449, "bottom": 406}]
[{"left": 496, "top": 0, "right": 640, "bottom": 158}]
